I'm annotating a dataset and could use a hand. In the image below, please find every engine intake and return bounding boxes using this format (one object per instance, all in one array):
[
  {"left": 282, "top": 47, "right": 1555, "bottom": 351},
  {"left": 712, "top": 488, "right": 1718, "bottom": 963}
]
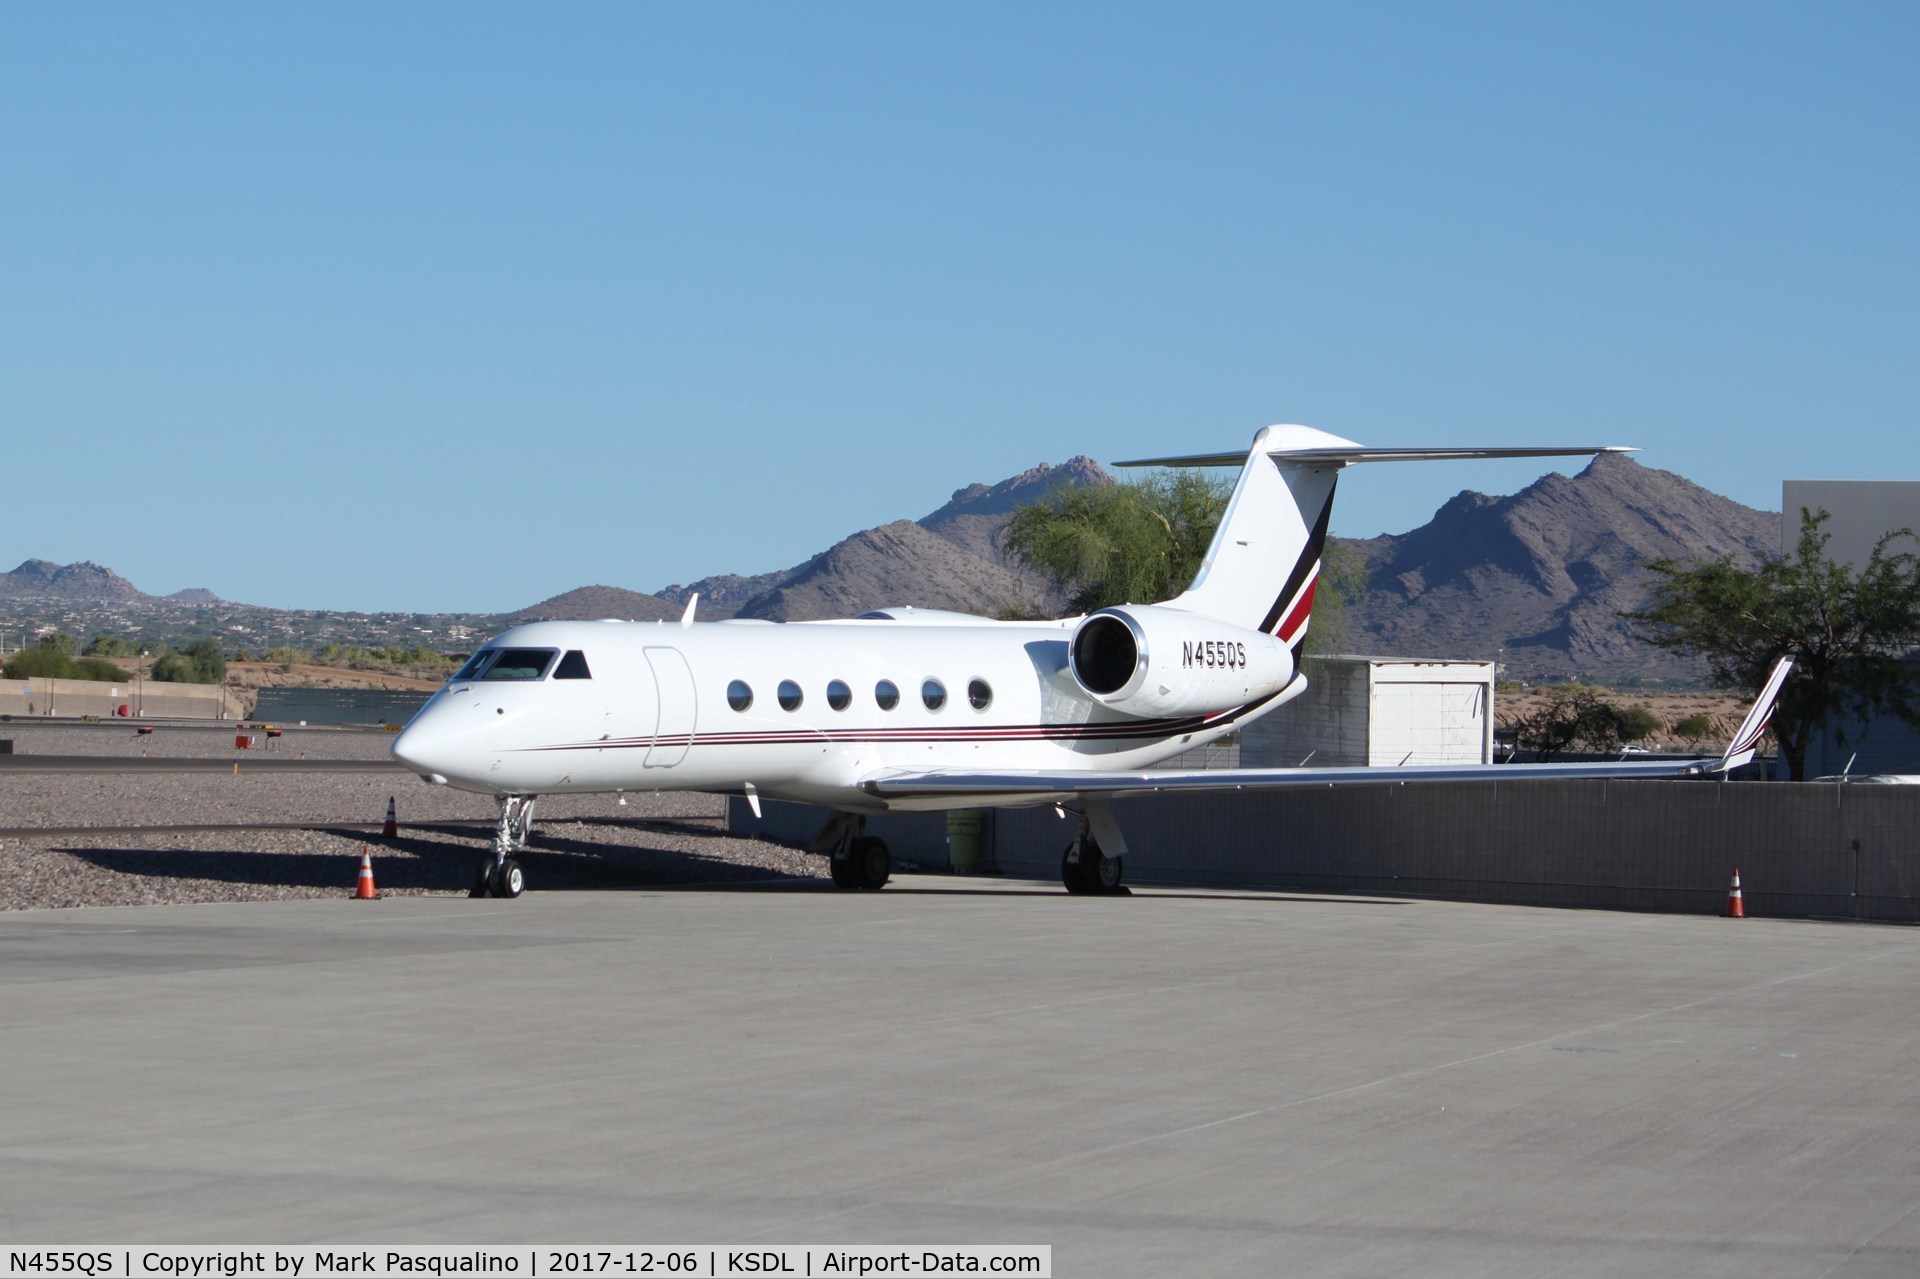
[{"left": 1067, "top": 605, "right": 1293, "bottom": 719}]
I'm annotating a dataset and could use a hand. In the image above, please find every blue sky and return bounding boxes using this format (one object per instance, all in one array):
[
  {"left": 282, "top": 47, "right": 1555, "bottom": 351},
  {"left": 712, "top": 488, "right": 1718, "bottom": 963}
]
[{"left": 3, "top": 3, "right": 1915, "bottom": 612}]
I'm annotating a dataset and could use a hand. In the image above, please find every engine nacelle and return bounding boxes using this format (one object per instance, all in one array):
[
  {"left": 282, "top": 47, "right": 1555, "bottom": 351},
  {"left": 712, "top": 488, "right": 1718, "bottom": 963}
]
[{"left": 1067, "top": 605, "right": 1294, "bottom": 719}]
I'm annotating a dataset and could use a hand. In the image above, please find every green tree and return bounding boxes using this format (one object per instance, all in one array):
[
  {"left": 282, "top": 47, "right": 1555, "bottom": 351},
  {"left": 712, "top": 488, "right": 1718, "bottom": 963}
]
[
  {"left": 1, "top": 638, "right": 126, "bottom": 682},
  {"left": 186, "top": 638, "right": 226, "bottom": 684},
  {"left": 1617, "top": 705, "right": 1662, "bottom": 742},
  {"left": 1627, "top": 509, "right": 1920, "bottom": 780},
  {"left": 1004, "top": 470, "right": 1369, "bottom": 653},
  {"left": 1004, "top": 471, "right": 1231, "bottom": 614},
  {"left": 3, "top": 642, "right": 76, "bottom": 680},
  {"left": 84, "top": 634, "right": 135, "bottom": 657},
  {"left": 148, "top": 639, "right": 224, "bottom": 685},
  {"left": 149, "top": 652, "right": 194, "bottom": 683}
]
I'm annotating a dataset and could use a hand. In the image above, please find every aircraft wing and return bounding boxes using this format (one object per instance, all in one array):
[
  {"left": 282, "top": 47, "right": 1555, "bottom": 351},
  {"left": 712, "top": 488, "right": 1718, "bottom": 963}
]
[
  {"left": 862, "top": 658, "right": 1794, "bottom": 807},
  {"left": 862, "top": 754, "right": 1728, "bottom": 805}
]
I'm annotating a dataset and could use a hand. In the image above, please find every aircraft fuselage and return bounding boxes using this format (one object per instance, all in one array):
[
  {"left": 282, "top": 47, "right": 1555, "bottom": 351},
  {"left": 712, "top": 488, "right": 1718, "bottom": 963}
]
[{"left": 391, "top": 615, "right": 1290, "bottom": 810}]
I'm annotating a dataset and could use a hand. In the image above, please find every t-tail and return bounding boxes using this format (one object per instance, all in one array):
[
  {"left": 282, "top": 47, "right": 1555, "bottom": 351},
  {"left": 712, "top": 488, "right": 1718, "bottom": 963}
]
[{"left": 1117, "top": 426, "right": 1637, "bottom": 662}]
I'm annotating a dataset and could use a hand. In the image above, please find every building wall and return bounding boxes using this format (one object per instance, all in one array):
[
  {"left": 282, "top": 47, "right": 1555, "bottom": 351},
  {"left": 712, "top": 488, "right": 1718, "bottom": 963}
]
[
  {"left": 1782, "top": 480, "right": 1920, "bottom": 567},
  {"left": 1804, "top": 660, "right": 1920, "bottom": 777},
  {"left": 1241, "top": 657, "right": 1494, "bottom": 768},
  {"left": 0, "top": 677, "right": 232, "bottom": 719},
  {"left": 253, "top": 687, "right": 433, "bottom": 726},
  {"left": 731, "top": 779, "right": 1920, "bottom": 922}
]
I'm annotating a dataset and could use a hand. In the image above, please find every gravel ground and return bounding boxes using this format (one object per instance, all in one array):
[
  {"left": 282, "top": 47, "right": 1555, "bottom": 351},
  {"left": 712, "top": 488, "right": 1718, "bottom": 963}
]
[{"left": 0, "top": 721, "right": 827, "bottom": 911}]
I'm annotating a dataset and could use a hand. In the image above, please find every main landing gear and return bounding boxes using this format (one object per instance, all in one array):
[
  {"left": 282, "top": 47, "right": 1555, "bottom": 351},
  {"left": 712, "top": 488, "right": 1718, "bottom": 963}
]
[
  {"left": 474, "top": 794, "right": 537, "bottom": 898},
  {"left": 1060, "top": 805, "right": 1127, "bottom": 895},
  {"left": 1061, "top": 836, "right": 1125, "bottom": 894},
  {"left": 813, "top": 811, "right": 892, "bottom": 890}
]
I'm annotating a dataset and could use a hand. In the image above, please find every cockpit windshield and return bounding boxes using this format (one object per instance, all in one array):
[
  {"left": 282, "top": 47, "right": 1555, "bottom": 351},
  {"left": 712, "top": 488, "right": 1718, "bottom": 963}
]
[
  {"left": 455, "top": 647, "right": 560, "bottom": 682},
  {"left": 451, "top": 651, "right": 492, "bottom": 681}
]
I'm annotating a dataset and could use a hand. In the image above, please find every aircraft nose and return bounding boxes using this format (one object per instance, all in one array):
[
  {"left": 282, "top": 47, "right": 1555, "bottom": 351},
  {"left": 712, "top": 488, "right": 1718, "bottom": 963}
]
[{"left": 392, "top": 710, "right": 458, "bottom": 782}]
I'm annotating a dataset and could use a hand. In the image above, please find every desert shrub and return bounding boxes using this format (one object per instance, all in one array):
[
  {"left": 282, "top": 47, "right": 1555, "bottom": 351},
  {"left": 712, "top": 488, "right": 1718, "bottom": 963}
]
[
  {"left": 3, "top": 639, "right": 128, "bottom": 682},
  {"left": 1617, "top": 706, "right": 1663, "bottom": 742},
  {"left": 1674, "top": 713, "right": 1716, "bottom": 749},
  {"left": 72, "top": 657, "right": 132, "bottom": 681}
]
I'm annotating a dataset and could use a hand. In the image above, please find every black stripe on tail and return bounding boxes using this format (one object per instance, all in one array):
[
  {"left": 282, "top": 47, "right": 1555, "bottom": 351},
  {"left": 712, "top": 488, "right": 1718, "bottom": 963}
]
[{"left": 1258, "top": 484, "right": 1335, "bottom": 636}]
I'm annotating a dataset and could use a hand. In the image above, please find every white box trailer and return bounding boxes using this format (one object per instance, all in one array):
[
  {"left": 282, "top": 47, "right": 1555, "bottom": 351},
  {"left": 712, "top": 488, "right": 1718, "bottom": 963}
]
[{"left": 1240, "top": 656, "right": 1495, "bottom": 767}]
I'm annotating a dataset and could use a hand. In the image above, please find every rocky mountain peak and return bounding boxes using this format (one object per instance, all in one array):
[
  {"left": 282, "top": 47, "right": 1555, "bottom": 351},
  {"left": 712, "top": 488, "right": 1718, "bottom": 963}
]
[
  {"left": 0, "top": 559, "right": 145, "bottom": 602},
  {"left": 1344, "top": 454, "right": 1779, "bottom": 682}
]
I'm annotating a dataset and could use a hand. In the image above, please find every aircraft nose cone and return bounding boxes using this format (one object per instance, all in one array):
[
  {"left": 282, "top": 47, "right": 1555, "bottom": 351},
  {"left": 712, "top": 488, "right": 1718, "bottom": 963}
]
[{"left": 392, "top": 713, "right": 456, "bottom": 780}]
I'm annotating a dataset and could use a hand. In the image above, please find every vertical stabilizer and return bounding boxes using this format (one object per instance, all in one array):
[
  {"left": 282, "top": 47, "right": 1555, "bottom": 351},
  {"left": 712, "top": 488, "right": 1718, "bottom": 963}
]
[
  {"left": 1115, "top": 428, "right": 1632, "bottom": 655},
  {"left": 1133, "top": 425, "right": 1356, "bottom": 651}
]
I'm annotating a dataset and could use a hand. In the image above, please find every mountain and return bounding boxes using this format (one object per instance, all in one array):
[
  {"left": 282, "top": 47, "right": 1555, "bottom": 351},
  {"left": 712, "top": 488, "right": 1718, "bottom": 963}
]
[
  {"left": 1, "top": 452, "right": 1785, "bottom": 686},
  {"left": 0, "top": 559, "right": 145, "bottom": 602},
  {"left": 654, "top": 570, "right": 797, "bottom": 614},
  {"left": 1340, "top": 453, "right": 1780, "bottom": 683},
  {"left": 508, "top": 456, "right": 1110, "bottom": 624},
  {"left": 917, "top": 456, "right": 1110, "bottom": 559},
  {"left": 735, "top": 520, "right": 1055, "bottom": 622},
  {"left": 506, "top": 585, "right": 679, "bottom": 625}
]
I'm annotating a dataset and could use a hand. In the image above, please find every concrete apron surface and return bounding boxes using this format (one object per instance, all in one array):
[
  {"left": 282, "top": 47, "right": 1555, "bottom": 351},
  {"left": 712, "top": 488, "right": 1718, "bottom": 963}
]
[{"left": 2, "top": 877, "right": 1916, "bottom": 1278}]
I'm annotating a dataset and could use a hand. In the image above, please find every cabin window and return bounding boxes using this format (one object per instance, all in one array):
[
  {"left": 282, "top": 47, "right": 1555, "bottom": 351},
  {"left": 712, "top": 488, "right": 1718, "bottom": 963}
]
[
  {"left": 875, "top": 679, "right": 900, "bottom": 711},
  {"left": 477, "top": 648, "right": 557, "bottom": 681},
  {"left": 968, "top": 678, "right": 992, "bottom": 711},
  {"left": 778, "top": 679, "right": 804, "bottom": 711},
  {"left": 922, "top": 678, "right": 947, "bottom": 711},
  {"left": 827, "top": 679, "right": 852, "bottom": 711},
  {"left": 727, "top": 680, "right": 753, "bottom": 712},
  {"left": 554, "top": 650, "right": 592, "bottom": 680},
  {"left": 452, "top": 651, "right": 492, "bottom": 681}
]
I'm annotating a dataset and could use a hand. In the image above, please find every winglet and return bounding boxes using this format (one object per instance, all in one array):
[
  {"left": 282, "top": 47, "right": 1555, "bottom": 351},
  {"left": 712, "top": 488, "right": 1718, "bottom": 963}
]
[
  {"left": 680, "top": 593, "right": 699, "bottom": 628},
  {"left": 1712, "top": 657, "right": 1794, "bottom": 773}
]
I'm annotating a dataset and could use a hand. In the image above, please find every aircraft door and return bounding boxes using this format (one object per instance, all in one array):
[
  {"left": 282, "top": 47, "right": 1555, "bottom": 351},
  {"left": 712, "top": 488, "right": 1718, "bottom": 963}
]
[{"left": 644, "top": 647, "right": 697, "bottom": 768}]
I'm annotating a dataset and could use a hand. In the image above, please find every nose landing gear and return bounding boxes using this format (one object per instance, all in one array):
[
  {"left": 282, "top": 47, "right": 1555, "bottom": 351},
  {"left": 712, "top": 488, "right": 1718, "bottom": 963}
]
[{"left": 474, "top": 794, "right": 537, "bottom": 898}]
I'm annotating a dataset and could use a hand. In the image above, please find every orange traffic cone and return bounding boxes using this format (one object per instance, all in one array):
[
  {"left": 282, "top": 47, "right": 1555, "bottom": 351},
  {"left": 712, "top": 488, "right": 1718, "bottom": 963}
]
[
  {"left": 1724, "top": 868, "right": 1744, "bottom": 918},
  {"left": 382, "top": 796, "right": 398, "bottom": 838},
  {"left": 356, "top": 848, "right": 379, "bottom": 900}
]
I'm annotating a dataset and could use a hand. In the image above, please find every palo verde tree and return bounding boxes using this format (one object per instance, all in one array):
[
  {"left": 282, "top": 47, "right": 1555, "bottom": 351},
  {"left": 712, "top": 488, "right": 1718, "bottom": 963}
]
[
  {"left": 1003, "top": 470, "right": 1368, "bottom": 652},
  {"left": 1627, "top": 509, "right": 1920, "bottom": 780},
  {"left": 1003, "top": 471, "right": 1230, "bottom": 615}
]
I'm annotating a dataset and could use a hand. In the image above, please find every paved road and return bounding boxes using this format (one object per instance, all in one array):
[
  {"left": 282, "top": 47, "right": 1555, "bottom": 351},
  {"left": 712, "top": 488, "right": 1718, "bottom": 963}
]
[{"left": 3, "top": 880, "right": 1915, "bottom": 1276}]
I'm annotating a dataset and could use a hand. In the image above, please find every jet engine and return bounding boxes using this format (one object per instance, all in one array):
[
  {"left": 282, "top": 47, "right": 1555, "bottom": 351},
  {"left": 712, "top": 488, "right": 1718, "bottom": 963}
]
[{"left": 1067, "top": 605, "right": 1293, "bottom": 719}]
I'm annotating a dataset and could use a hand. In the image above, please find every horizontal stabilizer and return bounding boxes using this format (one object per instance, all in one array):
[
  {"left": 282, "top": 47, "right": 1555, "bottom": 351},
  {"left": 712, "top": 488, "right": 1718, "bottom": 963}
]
[{"left": 1117, "top": 445, "right": 1637, "bottom": 469}]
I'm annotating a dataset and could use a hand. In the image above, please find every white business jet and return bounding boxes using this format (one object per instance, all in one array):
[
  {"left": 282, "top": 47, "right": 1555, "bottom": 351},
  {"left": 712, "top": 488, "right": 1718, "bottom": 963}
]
[{"left": 393, "top": 425, "right": 1790, "bottom": 898}]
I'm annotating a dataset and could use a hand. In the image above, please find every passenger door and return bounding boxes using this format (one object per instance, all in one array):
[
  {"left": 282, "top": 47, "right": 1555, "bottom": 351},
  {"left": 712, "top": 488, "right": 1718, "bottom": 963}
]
[{"left": 644, "top": 647, "right": 696, "bottom": 767}]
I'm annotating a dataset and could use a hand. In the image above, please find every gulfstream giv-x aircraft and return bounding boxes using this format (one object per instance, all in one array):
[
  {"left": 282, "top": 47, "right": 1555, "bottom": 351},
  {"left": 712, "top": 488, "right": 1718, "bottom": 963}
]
[{"left": 392, "top": 425, "right": 1790, "bottom": 898}]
